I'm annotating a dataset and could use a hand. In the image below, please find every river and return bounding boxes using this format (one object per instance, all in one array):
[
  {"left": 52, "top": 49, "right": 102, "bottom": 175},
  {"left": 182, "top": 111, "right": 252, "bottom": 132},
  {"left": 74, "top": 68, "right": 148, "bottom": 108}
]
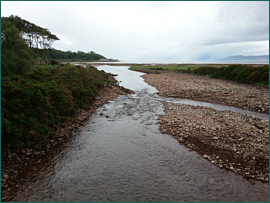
[{"left": 12, "top": 65, "right": 268, "bottom": 202}]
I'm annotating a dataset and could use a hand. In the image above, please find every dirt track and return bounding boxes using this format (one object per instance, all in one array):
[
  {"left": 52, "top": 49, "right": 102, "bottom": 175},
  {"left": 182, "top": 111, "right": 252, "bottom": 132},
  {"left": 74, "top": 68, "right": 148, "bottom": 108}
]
[{"left": 142, "top": 72, "right": 269, "bottom": 183}]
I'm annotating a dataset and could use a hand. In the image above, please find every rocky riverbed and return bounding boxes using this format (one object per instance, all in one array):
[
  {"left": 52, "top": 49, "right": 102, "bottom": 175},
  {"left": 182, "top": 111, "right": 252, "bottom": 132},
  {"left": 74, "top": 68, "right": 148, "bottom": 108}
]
[
  {"left": 142, "top": 72, "right": 269, "bottom": 184},
  {"left": 1, "top": 74, "right": 133, "bottom": 201},
  {"left": 142, "top": 72, "right": 269, "bottom": 114},
  {"left": 159, "top": 102, "right": 269, "bottom": 183}
]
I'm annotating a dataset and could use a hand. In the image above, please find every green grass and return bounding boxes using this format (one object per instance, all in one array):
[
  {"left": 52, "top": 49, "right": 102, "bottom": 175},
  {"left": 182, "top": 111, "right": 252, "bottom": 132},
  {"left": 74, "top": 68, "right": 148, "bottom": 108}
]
[
  {"left": 130, "top": 64, "right": 269, "bottom": 87},
  {"left": 130, "top": 64, "right": 226, "bottom": 73}
]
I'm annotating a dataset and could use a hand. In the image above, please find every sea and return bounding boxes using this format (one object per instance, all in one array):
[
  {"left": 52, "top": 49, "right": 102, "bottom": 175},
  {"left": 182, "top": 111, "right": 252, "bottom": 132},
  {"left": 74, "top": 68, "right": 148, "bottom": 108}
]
[{"left": 88, "top": 59, "right": 269, "bottom": 65}]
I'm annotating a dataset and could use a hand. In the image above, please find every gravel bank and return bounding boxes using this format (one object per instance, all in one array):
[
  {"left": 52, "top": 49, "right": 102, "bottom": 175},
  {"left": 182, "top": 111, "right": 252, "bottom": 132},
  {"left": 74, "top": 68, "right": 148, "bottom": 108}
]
[
  {"left": 142, "top": 72, "right": 269, "bottom": 183},
  {"left": 159, "top": 102, "right": 269, "bottom": 183},
  {"left": 142, "top": 72, "right": 269, "bottom": 114}
]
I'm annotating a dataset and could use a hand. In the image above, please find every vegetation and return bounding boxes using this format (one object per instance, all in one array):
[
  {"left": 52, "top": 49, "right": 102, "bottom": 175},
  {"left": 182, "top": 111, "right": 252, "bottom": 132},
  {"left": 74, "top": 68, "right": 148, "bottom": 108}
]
[
  {"left": 1, "top": 15, "right": 113, "bottom": 158},
  {"left": 183, "top": 65, "right": 269, "bottom": 87},
  {"left": 130, "top": 64, "right": 226, "bottom": 73},
  {"left": 1, "top": 15, "right": 59, "bottom": 77},
  {"left": 1, "top": 64, "right": 109, "bottom": 157},
  {"left": 1, "top": 15, "right": 111, "bottom": 77},
  {"left": 43, "top": 49, "right": 112, "bottom": 62},
  {"left": 130, "top": 64, "right": 269, "bottom": 87},
  {"left": 1, "top": 17, "right": 35, "bottom": 77}
]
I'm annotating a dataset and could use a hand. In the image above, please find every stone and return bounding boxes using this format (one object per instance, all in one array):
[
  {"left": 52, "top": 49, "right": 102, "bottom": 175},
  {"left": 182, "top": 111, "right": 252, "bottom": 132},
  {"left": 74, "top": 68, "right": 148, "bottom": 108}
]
[
  {"left": 203, "top": 155, "right": 208, "bottom": 159},
  {"left": 21, "top": 149, "right": 26, "bottom": 154},
  {"left": 255, "top": 123, "right": 264, "bottom": 129},
  {"left": 33, "top": 151, "right": 41, "bottom": 156}
]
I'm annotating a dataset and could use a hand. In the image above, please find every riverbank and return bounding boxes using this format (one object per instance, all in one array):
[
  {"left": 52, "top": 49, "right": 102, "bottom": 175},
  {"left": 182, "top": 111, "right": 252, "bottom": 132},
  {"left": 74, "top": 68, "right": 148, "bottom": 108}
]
[
  {"left": 1, "top": 74, "right": 133, "bottom": 201},
  {"left": 141, "top": 72, "right": 269, "bottom": 184},
  {"left": 142, "top": 72, "right": 269, "bottom": 114}
]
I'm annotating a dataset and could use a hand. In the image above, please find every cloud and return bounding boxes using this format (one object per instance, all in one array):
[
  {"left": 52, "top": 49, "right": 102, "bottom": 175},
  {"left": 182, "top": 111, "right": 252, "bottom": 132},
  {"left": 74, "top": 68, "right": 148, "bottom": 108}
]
[{"left": 1, "top": 1, "right": 269, "bottom": 61}]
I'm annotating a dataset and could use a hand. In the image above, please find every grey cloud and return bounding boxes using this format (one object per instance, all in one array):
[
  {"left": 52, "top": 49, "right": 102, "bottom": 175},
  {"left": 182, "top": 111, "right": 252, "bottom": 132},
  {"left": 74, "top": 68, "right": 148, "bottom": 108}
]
[{"left": 1, "top": 1, "right": 269, "bottom": 61}]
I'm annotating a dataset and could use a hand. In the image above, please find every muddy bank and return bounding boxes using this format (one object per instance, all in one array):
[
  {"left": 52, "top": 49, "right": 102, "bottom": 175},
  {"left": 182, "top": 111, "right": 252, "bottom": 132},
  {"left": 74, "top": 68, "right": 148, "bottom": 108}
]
[
  {"left": 142, "top": 72, "right": 269, "bottom": 114},
  {"left": 1, "top": 74, "right": 133, "bottom": 201},
  {"left": 159, "top": 102, "right": 269, "bottom": 183}
]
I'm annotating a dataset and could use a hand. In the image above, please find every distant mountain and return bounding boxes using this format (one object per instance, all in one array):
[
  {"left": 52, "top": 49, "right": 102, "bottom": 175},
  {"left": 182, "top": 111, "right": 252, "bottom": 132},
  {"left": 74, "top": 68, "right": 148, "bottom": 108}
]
[{"left": 224, "top": 55, "right": 269, "bottom": 60}]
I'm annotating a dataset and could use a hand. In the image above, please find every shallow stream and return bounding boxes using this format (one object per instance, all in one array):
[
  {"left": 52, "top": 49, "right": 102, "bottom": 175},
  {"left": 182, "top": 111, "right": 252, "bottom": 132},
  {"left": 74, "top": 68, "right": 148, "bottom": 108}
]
[{"left": 13, "top": 65, "right": 269, "bottom": 202}]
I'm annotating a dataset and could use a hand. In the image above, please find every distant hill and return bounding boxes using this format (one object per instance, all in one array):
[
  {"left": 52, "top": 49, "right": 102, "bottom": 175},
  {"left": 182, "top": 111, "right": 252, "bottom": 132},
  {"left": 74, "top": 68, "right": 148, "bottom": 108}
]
[{"left": 224, "top": 55, "right": 269, "bottom": 60}]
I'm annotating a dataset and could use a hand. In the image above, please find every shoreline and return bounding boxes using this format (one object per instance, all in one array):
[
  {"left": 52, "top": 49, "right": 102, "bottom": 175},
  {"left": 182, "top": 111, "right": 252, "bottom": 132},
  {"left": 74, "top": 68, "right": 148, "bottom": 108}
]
[
  {"left": 142, "top": 72, "right": 269, "bottom": 114},
  {"left": 1, "top": 75, "right": 134, "bottom": 201},
  {"left": 141, "top": 71, "right": 269, "bottom": 184},
  {"left": 64, "top": 62, "right": 269, "bottom": 67}
]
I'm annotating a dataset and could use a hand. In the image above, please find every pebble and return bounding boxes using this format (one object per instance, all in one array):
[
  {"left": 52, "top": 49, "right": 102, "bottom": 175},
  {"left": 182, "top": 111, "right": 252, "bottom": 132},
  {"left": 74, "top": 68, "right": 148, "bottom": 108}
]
[
  {"left": 203, "top": 155, "right": 208, "bottom": 159},
  {"left": 157, "top": 100, "right": 269, "bottom": 183}
]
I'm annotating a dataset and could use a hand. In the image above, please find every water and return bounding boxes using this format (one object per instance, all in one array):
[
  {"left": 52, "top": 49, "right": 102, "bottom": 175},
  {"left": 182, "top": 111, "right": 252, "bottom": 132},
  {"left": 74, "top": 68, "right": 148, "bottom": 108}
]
[
  {"left": 87, "top": 59, "right": 269, "bottom": 65},
  {"left": 98, "top": 65, "right": 268, "bottom": 121},
  {"left": 12, "top": 65, "right": 269, "bottom": 202}
]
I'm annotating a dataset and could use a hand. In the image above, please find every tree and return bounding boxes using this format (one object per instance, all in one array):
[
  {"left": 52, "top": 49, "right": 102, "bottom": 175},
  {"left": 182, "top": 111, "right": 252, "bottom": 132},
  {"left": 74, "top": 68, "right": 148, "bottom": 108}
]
[
  {"left": 6, "top": 15, "right": 59, "bottom": 50},
  {"left": 1, "top": 18, "right": 35, "bottom": 77},
  {"left": 2, "top": 15, "right": 60, "bottom": 64}
]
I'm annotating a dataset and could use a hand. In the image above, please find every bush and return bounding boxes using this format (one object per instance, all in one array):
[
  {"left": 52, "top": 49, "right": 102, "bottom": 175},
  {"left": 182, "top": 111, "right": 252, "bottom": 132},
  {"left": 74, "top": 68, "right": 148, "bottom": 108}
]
[
  {"left": 50, "top": 59, "right": 59, "bottom": 65},
  {"left": 194, "top": 66, "right": 218, "bottom": 75},
  {"left": 1, "top": 65, "right": 109, "bottom": 155},
  {"left": 184, "top": 64, "right": 269, "bottom": 87}
]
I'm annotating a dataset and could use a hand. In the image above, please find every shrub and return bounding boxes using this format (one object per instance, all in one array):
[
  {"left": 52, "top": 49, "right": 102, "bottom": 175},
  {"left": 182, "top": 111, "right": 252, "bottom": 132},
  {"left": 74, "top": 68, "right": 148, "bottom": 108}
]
[
  {"left": 186, "top": 64, "right": 269, "bottom": 87},
  {"left": 50, "top": 59, "right": 59, "bottom": 65},
  {"left": 1, "top": 65, "right": 109, "bottom": 156}
]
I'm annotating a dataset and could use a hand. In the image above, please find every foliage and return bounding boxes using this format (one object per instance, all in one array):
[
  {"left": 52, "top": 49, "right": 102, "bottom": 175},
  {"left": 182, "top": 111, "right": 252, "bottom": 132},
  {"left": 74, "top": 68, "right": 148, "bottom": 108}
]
[
  {"left": 1, "top": 17, "right": 36, "bottom": 77},
  {"left": 1, "top": 15, "right": 60, "bottom": 76},
  {"left": 3, "top": 15, "right": 59, "bottom": 49},
  {"left": 130, "top": 64, "right": 224, "bottom": 72},
  {"left": 1, "top": 65, "right": 109, "bottom": 155},
  {"left": 130, "top": 64, "right": 269, "bottom": 87},
  {"left": 187, "top": 65, "right": 269, "bottom": 86},
  {"left": 45, "top": 49, "right": 108, "bottom": 61}
]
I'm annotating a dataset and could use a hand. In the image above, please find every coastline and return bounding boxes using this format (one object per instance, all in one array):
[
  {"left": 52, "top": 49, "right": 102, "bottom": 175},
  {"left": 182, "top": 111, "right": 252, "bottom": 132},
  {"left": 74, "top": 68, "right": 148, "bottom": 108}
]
[{"left": 63, "top": 61, "right": 269, "bottom": 67}]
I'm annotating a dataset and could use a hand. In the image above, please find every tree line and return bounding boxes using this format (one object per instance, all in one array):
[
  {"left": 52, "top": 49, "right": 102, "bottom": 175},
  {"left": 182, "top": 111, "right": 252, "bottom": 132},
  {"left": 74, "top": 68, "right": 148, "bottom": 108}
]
[
  {"left": 1, "top": 15, "right": 113, "bottom": 160},
  {"left": 45, "top": 49, "right": 110, "bottom": 61},
  {"left": 1, "top": 15, "right": 110, "bottom": 77}
]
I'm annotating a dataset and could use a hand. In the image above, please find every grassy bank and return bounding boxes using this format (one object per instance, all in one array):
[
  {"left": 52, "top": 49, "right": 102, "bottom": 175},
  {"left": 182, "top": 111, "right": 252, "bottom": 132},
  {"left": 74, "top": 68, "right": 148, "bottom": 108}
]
[
  {"left": 130, "top": 64, "right": 269, "bottom": 87},
  {"left": 130, "top": 64, "right": 228, "bottom": 73},
  {"left": 1, "top": 64, "right": 109, "bottom": 158}
]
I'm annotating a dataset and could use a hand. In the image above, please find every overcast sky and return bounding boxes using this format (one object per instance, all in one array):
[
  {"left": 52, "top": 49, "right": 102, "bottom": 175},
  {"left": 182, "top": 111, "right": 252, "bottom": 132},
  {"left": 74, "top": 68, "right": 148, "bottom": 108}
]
[{"left": 1, "top": 1, "right": 269, "bottom": 61}]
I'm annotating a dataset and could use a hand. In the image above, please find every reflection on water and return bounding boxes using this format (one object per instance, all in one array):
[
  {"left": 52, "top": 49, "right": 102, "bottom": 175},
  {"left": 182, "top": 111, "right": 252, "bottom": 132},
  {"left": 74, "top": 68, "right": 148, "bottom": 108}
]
[
  {"left": 12, "top": 66, "right": 269, "bottom": 202},
  {"left": 160, "top": 97, "right": 269, "bottom": 121},
  {"left": 97, "top": 65, "right": 158, "bottom": 94}
]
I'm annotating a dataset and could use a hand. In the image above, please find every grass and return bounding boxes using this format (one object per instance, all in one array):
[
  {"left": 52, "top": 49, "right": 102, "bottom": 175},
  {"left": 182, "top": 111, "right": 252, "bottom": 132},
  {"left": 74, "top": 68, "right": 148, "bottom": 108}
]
[
  {"left": 130, "top": 64, "right": 269, "bottom": 87},
  {"left": 130, "top": 64, "right": 227, "bottom": 73}
]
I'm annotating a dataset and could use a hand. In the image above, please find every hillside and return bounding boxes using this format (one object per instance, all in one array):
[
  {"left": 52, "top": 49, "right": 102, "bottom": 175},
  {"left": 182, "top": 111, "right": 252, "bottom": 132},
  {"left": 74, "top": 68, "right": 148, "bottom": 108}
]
[{"left": 225, "top": 55, "right": 269, "bottom": 60}]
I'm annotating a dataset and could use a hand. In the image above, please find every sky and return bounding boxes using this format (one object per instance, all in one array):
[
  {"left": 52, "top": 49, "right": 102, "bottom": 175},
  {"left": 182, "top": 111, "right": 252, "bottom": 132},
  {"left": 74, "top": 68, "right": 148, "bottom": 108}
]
[{"left": 1, "top": 1, "right": 269, "bottom": 61}]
